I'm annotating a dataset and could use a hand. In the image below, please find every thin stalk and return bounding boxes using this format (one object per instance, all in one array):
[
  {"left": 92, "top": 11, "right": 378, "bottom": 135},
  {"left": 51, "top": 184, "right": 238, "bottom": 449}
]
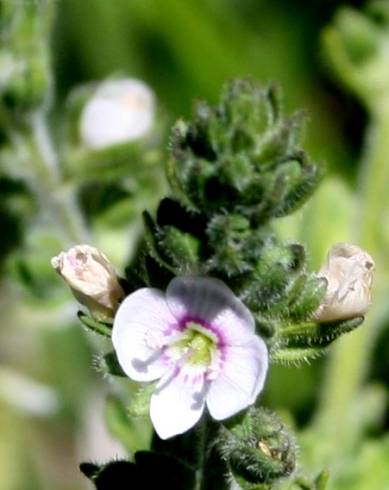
[
  {"left": 29, "top": 110, "right": 89, "bottom": 244},
  {"left": 197, "top": 417, "right": 230, "bottom": 490},
  {"left": 196, "top": 415, "right": 208, "bottom": 490},
  {"left": 0, "top": 102, "right": 88, "bottom": 246}
]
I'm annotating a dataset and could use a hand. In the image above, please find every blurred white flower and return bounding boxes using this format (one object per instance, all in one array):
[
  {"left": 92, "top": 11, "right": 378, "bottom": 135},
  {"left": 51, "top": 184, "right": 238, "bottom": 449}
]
[
  {"left": 80, "top": 78, "right": 155, "bottom": 149},
  {"left": 51, "top": 244, "right": 124, "bottom": 321},
  {"left": 314, "top": 243, "right": 374, "bottom": 322},
  {"left": 112, "top": 276, "right": 268, "bottom": 439},
  {"left": 0, "top": 368, "right": 59, "bottom": 417}
]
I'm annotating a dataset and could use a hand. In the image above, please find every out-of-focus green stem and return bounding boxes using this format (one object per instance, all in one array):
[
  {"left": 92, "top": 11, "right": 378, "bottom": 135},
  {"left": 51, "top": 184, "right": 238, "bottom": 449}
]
[
  {"left": 312, "top": 99, "right": 389, "bottom": 460},
  {"left": 1, "top": 103, "right": 88, "bottom": 245},
  {"left": 29, "top": 110, "right": 88, "bottom": 244}
]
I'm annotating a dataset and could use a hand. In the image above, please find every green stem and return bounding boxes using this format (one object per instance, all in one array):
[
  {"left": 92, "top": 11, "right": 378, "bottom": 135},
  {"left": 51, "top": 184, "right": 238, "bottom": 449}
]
[
  {"left": 312, "top": 99, "right": 389, "bottom": 461},
  {"left": 0, "top": 103, "right": 89, "bottom": 245},
  {"left": 198, "top": 417, "right": 231, "bottom": 490},
  {"left": 29, "top": 110, "right": 89, "bottom": 244},
  {"left": 196, "top": 416, "right": 208, "bottom": 490}
]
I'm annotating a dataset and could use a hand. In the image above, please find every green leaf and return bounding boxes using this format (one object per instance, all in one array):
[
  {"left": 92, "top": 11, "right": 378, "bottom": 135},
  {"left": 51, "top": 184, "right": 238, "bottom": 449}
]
[{"left": 315, "top": 469, "right": 330, "bottom": 490}]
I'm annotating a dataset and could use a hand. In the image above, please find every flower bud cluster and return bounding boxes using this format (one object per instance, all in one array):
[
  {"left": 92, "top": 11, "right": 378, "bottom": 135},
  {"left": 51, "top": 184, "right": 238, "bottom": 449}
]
[
  {"left": 169, "top": 79, "right": 321, "bottom": 223},
  {"left": 141, "top": 81, "right": 326, "bottom": 340},
  {"left": 218, "top": 408, "right": 296, "bottom": 486},
  {"left": 137, "top": 80, "right": 374, "bottom": 362}
]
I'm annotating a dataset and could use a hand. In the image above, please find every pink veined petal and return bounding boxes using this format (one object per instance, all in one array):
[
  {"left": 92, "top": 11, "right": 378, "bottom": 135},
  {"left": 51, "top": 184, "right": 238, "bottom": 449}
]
[
  {"left": 206, "top": 335, "right": 268, "bottom": 420},
  {"left": 112, "top": 288, "right": 176, "bottom": 382},
  {"left": 150, "top": 367, "right": 206, "bottom": 439},
  {"left": 166, "top": 277, "right": 255, "bottom": 338}
]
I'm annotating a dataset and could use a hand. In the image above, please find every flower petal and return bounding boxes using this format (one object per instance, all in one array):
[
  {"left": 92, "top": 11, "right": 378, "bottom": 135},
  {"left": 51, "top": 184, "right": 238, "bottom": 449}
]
[
  {"left": 112, "top": 288, "right": 176, "bottom": 382},
  {"left": 206, "top": 335, "right": 268, "bottom": 420},
  {"left": 150, "top": 368, "right": 206, "bottom": 439},
  {"left": 166, "top": 277, "right": 255, "bottom": 340}
]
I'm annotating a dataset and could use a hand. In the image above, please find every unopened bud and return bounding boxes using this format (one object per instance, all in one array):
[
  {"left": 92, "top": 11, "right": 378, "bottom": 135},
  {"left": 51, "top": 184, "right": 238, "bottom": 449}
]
[
  {"left": 51, "top": 244, "right": 124, "bottom": 321},
  {"left": 218, "top": 408, "right": 296, "bottom": 485},
  {"left": 314, "top": 243, "right": 374, "bottom": 323},
  {"left": 80, "top": 78, "right": 155, "bottom": 149}
]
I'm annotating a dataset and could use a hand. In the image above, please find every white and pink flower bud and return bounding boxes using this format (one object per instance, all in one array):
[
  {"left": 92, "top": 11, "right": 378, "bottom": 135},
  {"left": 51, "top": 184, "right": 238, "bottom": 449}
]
[
  {"left": 314, "top": 243, "right": 374, "bottom": 323},
  {"left": 80, "top": 78, "right": 155, "bottom": 149},
  {"left": 51, "top": 244, "right": 124, "bottom": 321}
]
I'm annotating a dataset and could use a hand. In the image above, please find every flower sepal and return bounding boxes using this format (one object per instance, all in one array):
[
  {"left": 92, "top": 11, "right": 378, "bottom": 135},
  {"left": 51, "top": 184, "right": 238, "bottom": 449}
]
[
  {"left": 270, "top": 316, "right": 364, "bottom": 364},
  {"left": 273, "top": 274, "right": 328, "bottom": 322},
  {"left": 142, "top": 211, "right": 177, "bottom": 273},
  {"left": 143, "top": 209, "right": 204, "bottom": 276},
  {"left": 134, "top": 255, "right": 173, "bottom": 292},
  {"left": 271, "top": 345, "right": 327, "bottom": 364},
  {"left": 95, "top": 351, "right": 126, "bottom": 377},
  {"left": 78, "top": 311, "right": 112, "bottom": 338},
  {"left": 239, "top": 242, "right": 313, "bottom": 314},
  {"left": 276, "top": 316, "right": 364, "bottom": 350}
]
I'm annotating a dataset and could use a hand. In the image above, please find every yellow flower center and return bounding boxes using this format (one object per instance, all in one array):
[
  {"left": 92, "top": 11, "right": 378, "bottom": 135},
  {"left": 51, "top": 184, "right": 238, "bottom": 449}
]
[{"left": 171, "top": 321, "right": 217, "bottom": 367}]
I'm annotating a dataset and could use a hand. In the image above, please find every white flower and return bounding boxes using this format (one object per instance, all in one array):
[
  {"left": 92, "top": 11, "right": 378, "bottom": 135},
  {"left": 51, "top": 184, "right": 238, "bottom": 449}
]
[
  {"left": 314, "top": 243, "right": 374, "bottom": 322},
  {"left": 51, "top": 244, "right": 124, "bottom": 321},
  {"left": 112, "top": 276, "right": 268, "bottom": 439},
  {"left": 80, "top": 78, "right": 155, "bottom": 149}
]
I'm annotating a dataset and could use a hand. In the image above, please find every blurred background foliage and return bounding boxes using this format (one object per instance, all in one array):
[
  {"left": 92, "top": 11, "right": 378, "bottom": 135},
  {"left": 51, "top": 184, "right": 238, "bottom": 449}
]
[{"left": 2, "top": 0, "right": 389, "bottom": 489}]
